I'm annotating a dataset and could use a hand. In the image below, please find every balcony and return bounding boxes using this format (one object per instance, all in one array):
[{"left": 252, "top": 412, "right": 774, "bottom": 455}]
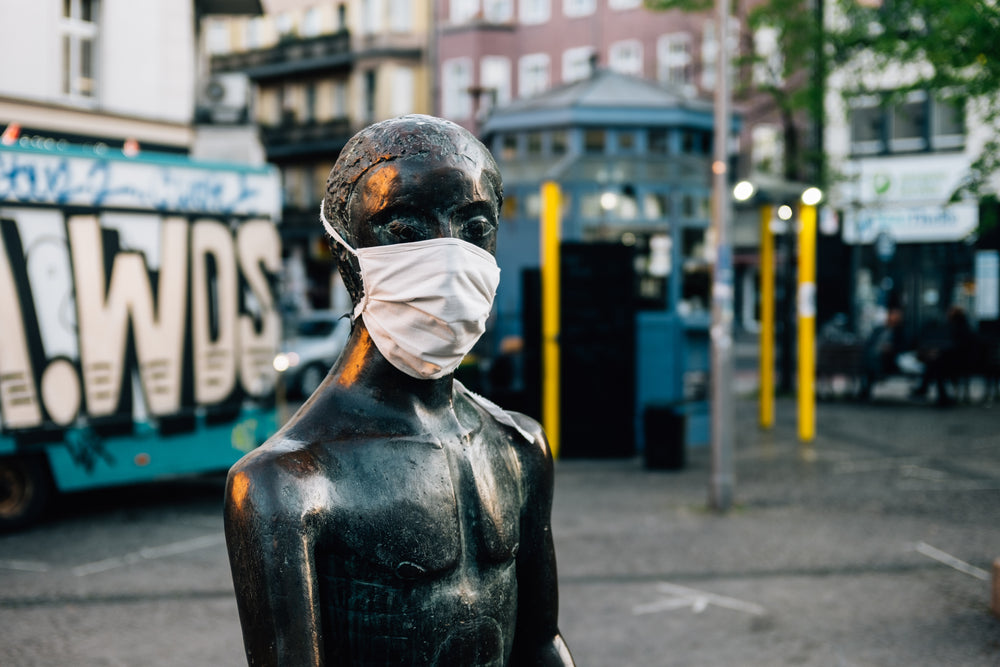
[
  {"left": 259, "top": 117, "right": 354, "bottom": 158},
  {"left": 210, "top": 30, "right": 353, "bottom": 81}
]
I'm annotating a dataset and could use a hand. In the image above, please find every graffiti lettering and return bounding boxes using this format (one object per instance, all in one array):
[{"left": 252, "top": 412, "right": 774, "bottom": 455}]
[
  {"left": 0, "top": 212, "right": 279, "bottom": 433},
  {"left": 0, "top": 150, "right": 276, "bottom": 218}
]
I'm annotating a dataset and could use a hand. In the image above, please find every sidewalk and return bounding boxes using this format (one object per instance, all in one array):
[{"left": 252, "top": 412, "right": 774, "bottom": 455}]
[{"left": 551, "top": 394, "right": 1000, "bottom": 666}]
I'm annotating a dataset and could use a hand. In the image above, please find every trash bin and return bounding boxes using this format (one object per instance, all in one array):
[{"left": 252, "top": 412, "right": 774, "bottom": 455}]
[{"left": 643, "top": 405, "right": 686, "bottom": 470}]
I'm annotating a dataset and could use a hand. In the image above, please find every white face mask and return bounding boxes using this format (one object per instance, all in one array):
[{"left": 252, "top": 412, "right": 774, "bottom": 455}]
[{"left": 321, "top": 208, "right": 501, "bottom": 380}]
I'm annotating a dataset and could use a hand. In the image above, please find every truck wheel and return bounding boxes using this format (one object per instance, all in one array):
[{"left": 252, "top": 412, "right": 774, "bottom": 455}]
[
  {"left": 299, "top": 363, "right": 327, "bottom": 397},
  {"left": 0, "top": 455, "right": 52, "bottom": 532}
]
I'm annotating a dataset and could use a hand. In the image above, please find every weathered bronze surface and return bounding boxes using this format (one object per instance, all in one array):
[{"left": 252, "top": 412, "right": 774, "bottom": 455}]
[{"left": 224, "top": 115, "right": 575, "bottom": 666}]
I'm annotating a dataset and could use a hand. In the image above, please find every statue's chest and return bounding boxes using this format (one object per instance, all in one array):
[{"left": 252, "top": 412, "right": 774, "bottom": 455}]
[{"left": 323, "top": 436, "right": 523, "bottom": 579}]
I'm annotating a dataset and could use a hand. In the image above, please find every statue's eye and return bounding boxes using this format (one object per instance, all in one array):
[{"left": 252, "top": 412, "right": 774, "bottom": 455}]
[
  {"left": 463, "top": 216, "right": 495, "bottom": 241},
  {"left": 387, "top": 219, "right": 422, "bottom": 242}
]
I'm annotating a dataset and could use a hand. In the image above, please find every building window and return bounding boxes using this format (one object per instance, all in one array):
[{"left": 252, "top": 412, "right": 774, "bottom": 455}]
[
  {"left": 245, "top": 16, "right": 264, "bottom": 48},
  {"left": 275, "top": 12, "right": 295, "bottom": 37},
  {"left": 551, "top": 129, "right": 568, "bottom": 155},
  {"left": 205, "top": 19, "right": 230, "bottom": 55},
  {"left": 61, "top": 0, "right": 98, "bottom": 100},
  {"left": 753, "top": 25, "right": 783, "bottom": 87},
  {"left": 391, "top": 68, "right": 415, "bottom": 116},
  {"left": 361, "top": 0, "right": 383, "bottom": 35},
  {"left": 933, "top": 96, "right": 965, "bottom": 150},
  {"left": 333, "top": 80, "right": 348, "bottom": 117},
  {"left": 609, "top": 40, "right": 643, "bottom": 76},
  {"left": 848, "top": 91, "right": 964, "bottom": 156},
  {"left": 363, "top": 69, "right": 377, "bottom": 123},
  {"left": 563, "top": 46, "right": 595, "bottom": 83},
  {"left": 389, "top": 0, "right": 413, "bottom": 32},
  {"left": 451, "top": 0, "right": 479, "bottom": 23},
  {"left": 527, "top": 132, "right": 543, "bottom": 155},
  {"left": 500, "top": 133, "right": 518, "bottom": 160},
  {"left": 584, "top": 128, "right": 605, "bottom": 154},
  {"left": 751, "top": 124, "right": 783, "bottom": 175},
  {"left": 616, "top": 131, "right": 636, "bottom": 153},
  {"left": 484, "top": 0, "right": 514, "bottom": 22},
  {"left": 520, "top": 0, "right": 550, "bottom": 25},
  {"left": 304, "top": 84, "right": 316, "bottom": 123},
  {"left": 701, "top": 18, "right": 738, "bottom": 90},
  {"left": 563, "top": 0, "right": 595, "bottom": 18},
  {"left": 442, "top": 58, "right": 473, "bottom": 119},
  {"left": 609, "top": 0, "right": 641, "bottom": 8},
  {"left": 481, "top": 56, "right": 512, "bottom": 111},
  {"left": 518, "top": 53, "right": 550, "bottom": 97},
  {"left": 301, "top": 7, "right": 322, "bottom": 36},
  {"left": 849, "top": 95, "right": 883, "bottom": 155},
  {"left": 649, "top": 128, "right": 669, "bottom": 154},
  {"left": 657, "top": 33, "right": 692, "bottom": 88},
  {"left": 890, "top": 90, "right": 927, "bottom": 152}
]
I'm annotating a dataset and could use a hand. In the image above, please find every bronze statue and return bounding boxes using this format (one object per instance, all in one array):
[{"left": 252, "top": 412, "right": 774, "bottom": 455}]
[{"left": 224, "top": 115, "right": 575, "bottom": 666}]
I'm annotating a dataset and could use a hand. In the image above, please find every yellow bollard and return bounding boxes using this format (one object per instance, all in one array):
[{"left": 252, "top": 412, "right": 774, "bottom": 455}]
[
  {"left": 759, "top": 204, "right": 775, "bottom": 430},
  {"left": 797, "top": 201, "right": 817, "bottom": 443},
  {"left": 541, "top": 181, "right": 562, "bottom": 458}
]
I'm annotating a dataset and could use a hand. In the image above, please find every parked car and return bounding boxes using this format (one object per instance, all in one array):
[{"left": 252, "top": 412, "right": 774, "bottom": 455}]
[{"left": 274, "top": 311, "right": 351, "bottom": 397}]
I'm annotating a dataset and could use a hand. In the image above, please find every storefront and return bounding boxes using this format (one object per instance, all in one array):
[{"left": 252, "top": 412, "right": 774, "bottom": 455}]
[{"left": 841, "top": 154, "right": 982, "bottom": 339}]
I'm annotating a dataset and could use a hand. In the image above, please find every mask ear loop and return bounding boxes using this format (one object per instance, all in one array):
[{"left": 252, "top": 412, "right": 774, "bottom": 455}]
[{"left": 320, "top": 205, "right": 367, "bottom": 320}]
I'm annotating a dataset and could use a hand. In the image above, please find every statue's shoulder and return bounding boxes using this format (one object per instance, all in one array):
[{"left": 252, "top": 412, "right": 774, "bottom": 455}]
[{"left": 507, "top": 411, "right": 554, "bottom": 464}]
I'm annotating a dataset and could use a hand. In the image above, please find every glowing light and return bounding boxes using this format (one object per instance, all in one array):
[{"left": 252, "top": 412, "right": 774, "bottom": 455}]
[
  {"left": 801, "top": 187, "right": 823, "bottom": 206},
  {"left": 778, "top": 205, "right": 793, "bottom": 220},
  {"left": 733, "top": 181, "right": 755, "bottom": 201},
  {"left": 273, "top": 353, "right": 291, "bottom": 373},
  {"left": 600, "top": 191, "right": 618, "bottom": 211}
]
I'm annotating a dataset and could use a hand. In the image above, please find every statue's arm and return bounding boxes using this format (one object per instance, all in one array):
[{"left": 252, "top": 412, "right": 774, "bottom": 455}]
[
  {"left": 224, "top": 454, "right": 326, "bottom": 666},
  {"left": 509, "top": 417, "right": 576, "bottom": 666}
]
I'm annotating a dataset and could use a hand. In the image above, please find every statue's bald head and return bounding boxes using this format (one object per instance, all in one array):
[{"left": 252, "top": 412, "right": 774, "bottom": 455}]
[{"left": 323, "top": 115, "right": 502, "bottom": 241}]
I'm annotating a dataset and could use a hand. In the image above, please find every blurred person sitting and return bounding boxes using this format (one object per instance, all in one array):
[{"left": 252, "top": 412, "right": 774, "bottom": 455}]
[{"left": 859, "top": 306, "right": 908, "bottom": 399}]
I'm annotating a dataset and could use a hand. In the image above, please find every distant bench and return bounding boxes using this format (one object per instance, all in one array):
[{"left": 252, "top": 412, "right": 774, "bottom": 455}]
[{"left": 816, "top": 336, "right": 1000, "bottom": 403}]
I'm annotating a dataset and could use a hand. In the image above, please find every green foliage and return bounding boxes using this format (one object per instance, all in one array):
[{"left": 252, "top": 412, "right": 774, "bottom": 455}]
[
  {"left": 830, "top": 0, "right": 1000, "bottom": 198},
  {"left": 645, "top": 0, "right": 1000, "bottom": 196}
]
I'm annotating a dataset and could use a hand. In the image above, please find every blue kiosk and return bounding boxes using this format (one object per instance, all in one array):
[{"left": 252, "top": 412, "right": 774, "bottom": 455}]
[{"left": 480, "top": 69, "right": 738, "bottom": 459}]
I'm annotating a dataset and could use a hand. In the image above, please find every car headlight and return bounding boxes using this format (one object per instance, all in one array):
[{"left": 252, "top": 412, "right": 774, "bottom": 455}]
[{"left": 273, "top": 351, "right": 300, "bottom": 372}]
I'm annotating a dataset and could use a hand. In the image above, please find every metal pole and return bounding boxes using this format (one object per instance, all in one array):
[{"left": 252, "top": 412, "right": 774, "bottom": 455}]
[
  {"left": 541, "top": 181, "right": 562, "bottom": 459},
  {"left": 759, "top": 204, "right": 775, "bottom": 429},
  {"left": 709, "top": 0, "right": 734, "bottom": 512}
]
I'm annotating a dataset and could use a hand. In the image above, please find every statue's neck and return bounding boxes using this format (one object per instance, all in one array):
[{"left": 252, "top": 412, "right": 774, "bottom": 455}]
[{"left": 331, "top": 321, "right": 455, "bottom": 411}]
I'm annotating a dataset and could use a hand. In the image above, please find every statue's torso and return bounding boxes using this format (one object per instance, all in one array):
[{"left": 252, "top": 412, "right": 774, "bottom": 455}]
[{"left": 312, "top": 427, "right": 524, "bottom": 666}]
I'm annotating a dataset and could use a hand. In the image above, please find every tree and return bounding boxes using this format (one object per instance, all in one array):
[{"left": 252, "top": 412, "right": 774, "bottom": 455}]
[
  {"left": 645, "top": 0, "right": 825, "bottom": 185},
  {"left": 829, "top": 0, "right": 1000, "bottom": 201},
  {"left": 646, "top": 0, "right": 1000, "bottom": 199}
]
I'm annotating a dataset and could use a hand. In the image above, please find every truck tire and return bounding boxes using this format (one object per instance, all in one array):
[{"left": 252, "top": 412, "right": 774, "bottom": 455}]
[{"left": 0, "top": 455, "right": 52, "bottom": 532}]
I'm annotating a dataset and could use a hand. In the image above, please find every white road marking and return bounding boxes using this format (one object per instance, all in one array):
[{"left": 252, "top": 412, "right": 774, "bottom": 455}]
[
  {"left": 72, "top": 533, "right": 225, "bottom": 576},
  {"left": 632, "top": 581, "right": 766, "bottom": 616},
  {"left": 914, "top": 541, "right": 990, "bottom": 581},
  {"left": 0, "top": 559, "right": 51, "bottom": 572}
]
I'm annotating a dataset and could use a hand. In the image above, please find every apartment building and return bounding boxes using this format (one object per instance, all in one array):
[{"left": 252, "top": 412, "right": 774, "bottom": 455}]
[{"left": 202, "top": 0, "right": 434, "bottom": 309}]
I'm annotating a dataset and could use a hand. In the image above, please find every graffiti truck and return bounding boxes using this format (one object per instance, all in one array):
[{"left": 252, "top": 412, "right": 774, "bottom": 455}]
[{"left": 0, "top": 141, "right": 282, "bottom": 530}]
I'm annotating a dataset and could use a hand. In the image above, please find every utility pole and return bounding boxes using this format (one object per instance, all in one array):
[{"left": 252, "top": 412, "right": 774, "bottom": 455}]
[{"left": 709, "top": 0, "right": 734, "bottom": 512}]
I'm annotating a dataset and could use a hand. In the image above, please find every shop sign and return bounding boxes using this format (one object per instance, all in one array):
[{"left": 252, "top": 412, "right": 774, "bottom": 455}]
[
  {"left": 856, "top": 155, "right": 968, "bottom": 205},
  {"left": 843, "top": 203, "right": 978, "bottom": 244}
]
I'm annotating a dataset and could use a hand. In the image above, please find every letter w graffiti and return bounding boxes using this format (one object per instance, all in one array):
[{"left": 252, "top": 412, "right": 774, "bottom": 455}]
[{"left": 68, "top": 216, "right": 189, "bottom": 418}]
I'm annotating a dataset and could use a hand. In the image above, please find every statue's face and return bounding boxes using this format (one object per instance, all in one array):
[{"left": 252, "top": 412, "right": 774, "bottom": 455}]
[{"left": 347, "top": 151, "right": 500, "bottom": 255}]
